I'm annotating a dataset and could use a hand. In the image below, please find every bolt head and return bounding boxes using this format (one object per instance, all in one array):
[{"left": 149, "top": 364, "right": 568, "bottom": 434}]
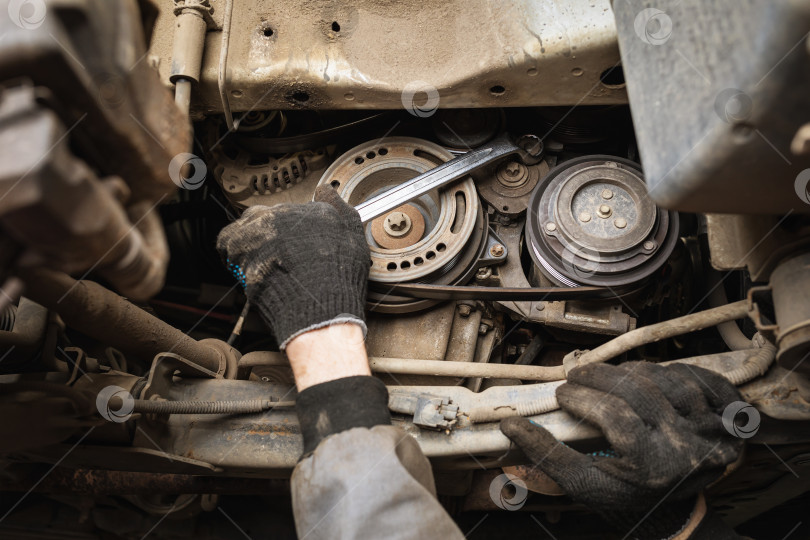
[
  {"left": 614, "top": 218, "right": 627, "bottom": 229},
  {"left": 545, "top": 222, "right": 557, "bottom": 232},
  {"left": 597, "top": 205, "right": 612, "bottom": 218},
  {"left": 383, "top": 211, "right": 412, "bottom": 237},
  {"left": 601, "top": 189, "right": 614, "bottom": 200},
  {"left": 386, "top": 212, "right": 407, "bottom": 231},
  {"left": 490, "top": 244, "right": 505, "bottom": 257},
  {"left": 475, "top": 267, "right": 492, "bottom": 281},
  {"left": 643, "top": 240, "right": 656, "bottom": 251},
  {"left": 504, "top": 162, "right": 521, "bottom": 176},
  {"left": 517, "top": 134, "right": 544, "bottom": 157},
  {"left": 579, "top": 212, "right": 592, "bottom": 223}
]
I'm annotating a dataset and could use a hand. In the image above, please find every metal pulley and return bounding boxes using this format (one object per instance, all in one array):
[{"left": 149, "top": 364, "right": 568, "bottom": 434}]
[
  {"left": 525, "top": 156, "right": 679, "bottom": 287},
  {"left": 317, "top": 137, "right": 490, "bottom": 313}
]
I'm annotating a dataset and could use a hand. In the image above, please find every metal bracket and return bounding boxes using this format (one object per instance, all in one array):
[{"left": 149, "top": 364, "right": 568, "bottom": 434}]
[
  {"left": 748, "top": 285, "right": 778, "bottom": 343},
  {"left": 140, "top": 353, "right": 219, "bottom": 401},
  {"left": 477, "top": 227, "right": 508, "bottom": 267}
]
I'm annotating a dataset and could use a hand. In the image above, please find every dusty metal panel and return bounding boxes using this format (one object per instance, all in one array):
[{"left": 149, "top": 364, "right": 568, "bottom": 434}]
[{"left": 150, "top": 0, "right": 627, "bottom": 111}]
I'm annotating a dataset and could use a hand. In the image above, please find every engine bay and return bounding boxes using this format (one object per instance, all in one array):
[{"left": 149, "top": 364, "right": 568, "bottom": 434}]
[{"left": 1, "top": 0, "right": 810, "bottom": 538}]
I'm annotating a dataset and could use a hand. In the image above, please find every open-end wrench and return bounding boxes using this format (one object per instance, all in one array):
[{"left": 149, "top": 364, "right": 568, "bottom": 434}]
[{"left": 355, "top": 134, "right": 543, "bottom": 223}]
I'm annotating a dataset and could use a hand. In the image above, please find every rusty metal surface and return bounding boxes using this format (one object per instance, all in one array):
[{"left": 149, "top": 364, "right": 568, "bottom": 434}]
[
  {"left": 370, "top": 204, "right": 426, "bottom": 250},
  {"left": 366, "top": 302, "right": 480, "bottom": 385},
  {"left": 150, "top": 0, "right": 626, "bottom": 112},
  {"left": 533, "top": 300, "right": 635, "bottom": 336},
  {"left": 503, "top": 465, "right": 564, "bottom": 496},
  {"left": 21, "top": 269, "right": 231, "bottom": 375}
]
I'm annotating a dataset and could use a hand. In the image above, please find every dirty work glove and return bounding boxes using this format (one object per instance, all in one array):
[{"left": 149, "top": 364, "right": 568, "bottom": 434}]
[
  {"left": 501, "top": 362, "right": 744, "bottom": 540},
  {"left": 216, "top": 186, "right": 370, "bottom": 349}
]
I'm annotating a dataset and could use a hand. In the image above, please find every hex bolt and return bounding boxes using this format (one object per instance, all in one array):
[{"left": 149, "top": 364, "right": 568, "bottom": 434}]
[
  {"left": 516, "top": 134, "right": 544, "bottom": 158},
  {"left": 614, "top": 218, "right": 627, "bottom": 229},
  {"left": 457, "top": 304, "right": 472, "bottom": 318},
  {"left": 545, "top": 222, "right": 557, "bottom": 233},
  {"left": 601, "top": 189, "right": 614, "bottom": 200},
  {"left": 643, "top": 240, "right": 657, "bottom": 251},
  {"left": 535, "top": 302, "right": 546, "bottom": 311},
  {"left": 478, "top": 324, "right": 490, "bottom": 335},
  {"left": 579, "top": 212, "right": 592, "bottom": 223},
  {"left": 489, "top": 244, "right": 505, "bottom": 257},
  {"left": 475, "top": 267, "right": 492, "bottom": 281}
]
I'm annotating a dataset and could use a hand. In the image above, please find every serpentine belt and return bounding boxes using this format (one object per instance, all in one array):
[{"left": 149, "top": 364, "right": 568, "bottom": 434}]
[{"left": 370, "top": 283, "right": 624, "bottom": 301}]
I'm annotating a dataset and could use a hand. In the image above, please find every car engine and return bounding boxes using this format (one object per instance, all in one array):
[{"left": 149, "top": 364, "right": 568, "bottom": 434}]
[{"left": 0, "top": 0, "right": 809, "bottom": 538}]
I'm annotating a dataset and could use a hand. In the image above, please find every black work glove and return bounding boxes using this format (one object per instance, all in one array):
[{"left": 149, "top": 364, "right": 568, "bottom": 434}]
[
  {"left": 216, "top": 186, "right": 370, "bottom": 349},
  {"left": 501, "top": 362, "right": 745, "bottom": 539}
]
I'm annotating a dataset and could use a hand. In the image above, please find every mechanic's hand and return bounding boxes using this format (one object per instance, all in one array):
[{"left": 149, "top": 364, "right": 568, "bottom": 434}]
[
  {"left": 501, "top": 362, "right": 744, "bottom": 539},
  {"left": 216, "top": 186, "right": 370, "bottom": 350}
]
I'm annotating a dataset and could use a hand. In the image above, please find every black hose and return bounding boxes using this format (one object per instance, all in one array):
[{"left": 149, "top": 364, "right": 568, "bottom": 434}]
[{"left": 515, "top": 334, "right": 544, "bottom": 365}]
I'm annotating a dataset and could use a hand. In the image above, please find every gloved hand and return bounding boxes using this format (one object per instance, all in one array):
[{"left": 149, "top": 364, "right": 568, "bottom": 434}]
[
  {"left": 216, "top": 186, "right": 370, "bottom": 349},
  {"left": 501, "top": 362, "right": 745, "bottom": 539}
]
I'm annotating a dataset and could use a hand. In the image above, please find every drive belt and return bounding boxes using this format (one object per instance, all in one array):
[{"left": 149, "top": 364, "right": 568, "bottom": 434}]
[{"left": 369, "top": 283, "right": 622, "bottom": 301}]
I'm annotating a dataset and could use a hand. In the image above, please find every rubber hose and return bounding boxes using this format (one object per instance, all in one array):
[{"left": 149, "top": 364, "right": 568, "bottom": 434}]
[
  {"left": 468, "top": 394, "right": 559, "bottom": 423},
  {"left": 707, "top": 271, "right": 754, "bottom": 351},
  {"left": 468, "top": 344, "right": 775, "bottom": 424},
  {"left": 723, "top": 343, "right": 777, "bottom": 386}
]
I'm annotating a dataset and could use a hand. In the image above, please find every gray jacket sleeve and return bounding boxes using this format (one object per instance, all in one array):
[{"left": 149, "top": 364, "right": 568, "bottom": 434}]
[
  {"left": 292, "top": 426, "right": 465, "bottom": 540},
  {"left": 290, "top": 376, "right": 464, "bottom": 540}
]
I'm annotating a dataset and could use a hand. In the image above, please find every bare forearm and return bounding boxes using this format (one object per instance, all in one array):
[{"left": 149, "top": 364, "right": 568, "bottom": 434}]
[{"left": 285, "top": 323, "right": 370, "bottom": 391}]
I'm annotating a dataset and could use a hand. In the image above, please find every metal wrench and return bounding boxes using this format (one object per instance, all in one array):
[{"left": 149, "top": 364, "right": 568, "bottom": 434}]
[{"left": 355, "top": 134, "right": 543, "bottom": 223}]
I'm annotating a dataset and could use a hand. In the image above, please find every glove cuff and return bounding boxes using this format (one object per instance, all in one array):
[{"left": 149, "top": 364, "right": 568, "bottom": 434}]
[
  {"left": 279, "top": 315, "right": 367, "bottom": 351},
  {"left": 296, "top": 375, "right": 391, "bottom": 456}
]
